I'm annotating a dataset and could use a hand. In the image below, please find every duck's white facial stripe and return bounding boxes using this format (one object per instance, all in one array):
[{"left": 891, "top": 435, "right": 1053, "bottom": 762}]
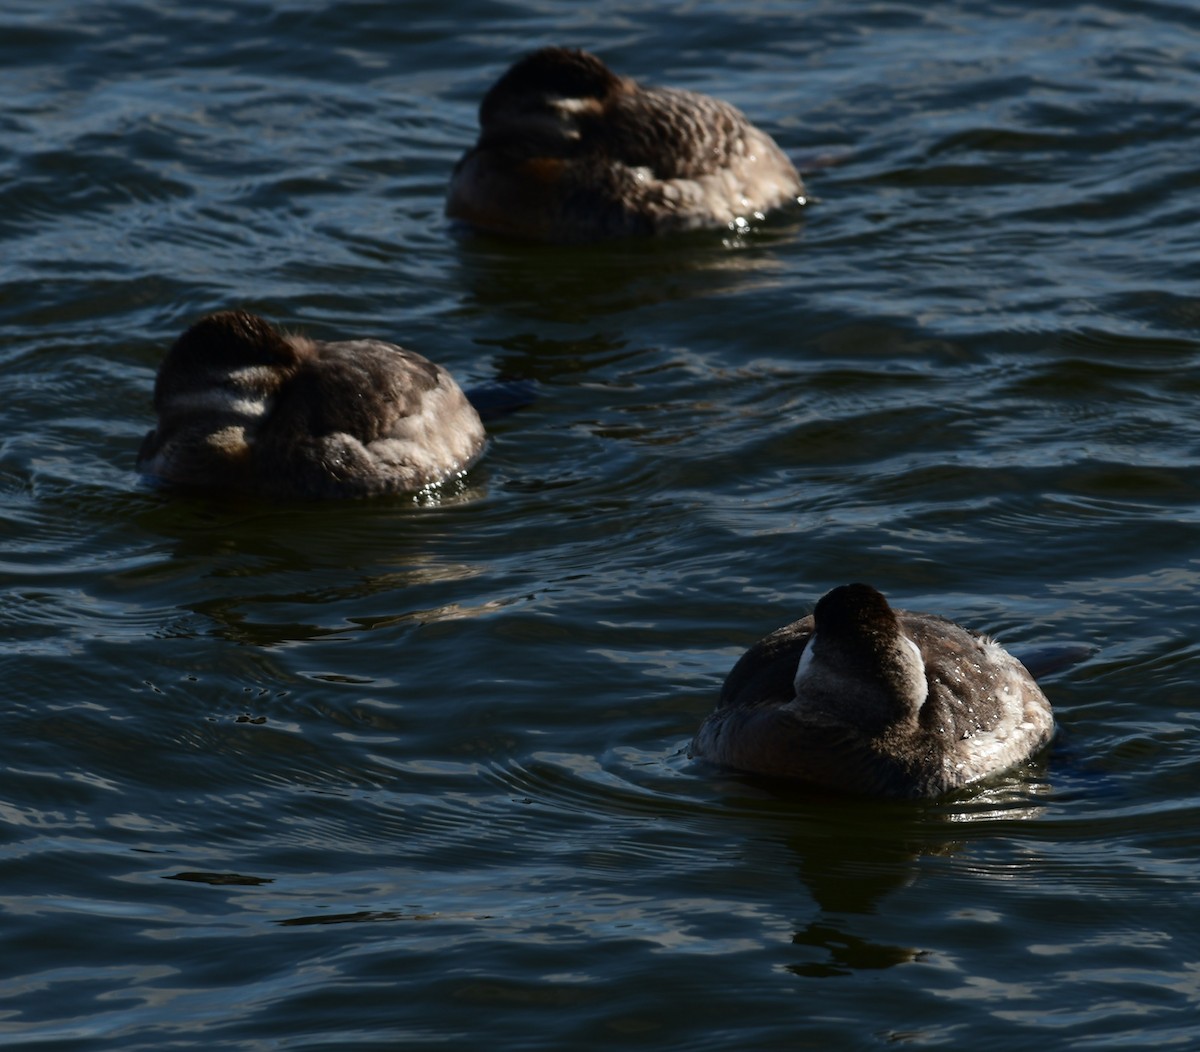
[
  {"left": 165, "top": 388, "right": 270, "bottom": 420},
  {"left": 552, "top": 96, "right": 603, "bottom": 115},
  {"left": 222, "top": 365, "right": 281, "bottom": 390},
  {"left": 162, "top": 366, "right": 283, "bottom": 421}
]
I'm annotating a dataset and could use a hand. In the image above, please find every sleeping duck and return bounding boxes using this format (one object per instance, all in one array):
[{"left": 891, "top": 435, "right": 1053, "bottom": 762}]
[
  {"left": 446, "top": 46, "right": 805, "bottom": 242},
  {"left": 137, "top": 310, "right": 486, "bottom": 499},
  {"left": 691, "top": 584, "right": 1055, "bottom": 798}
]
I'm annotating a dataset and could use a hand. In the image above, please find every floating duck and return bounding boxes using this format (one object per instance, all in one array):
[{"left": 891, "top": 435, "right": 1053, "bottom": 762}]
[
  {"left": 691, "top": 584, "right": 1055, "bottom": 798},
  {"left": 447, "top": 46, "right": 804, "bottom": 242},
  {"left": 137, "top": 310, "right": 485, "bottom": 499}
]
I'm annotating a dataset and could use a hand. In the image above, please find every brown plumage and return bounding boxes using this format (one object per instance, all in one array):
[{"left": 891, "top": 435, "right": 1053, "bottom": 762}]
[
  {"left": 447, "top": 47, "right": 805, "bottom": 242},
  {"left": 691, "top": 584, "right": 1055, "bottom": 798},
  {"left": 137, "top": 310, "right": 486, "bottom": 499}
]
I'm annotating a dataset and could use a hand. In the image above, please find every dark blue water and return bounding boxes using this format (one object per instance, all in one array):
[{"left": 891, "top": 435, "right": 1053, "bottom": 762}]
[{"left": 4, "top": 1, "right": 1200, "bottom": 1048}]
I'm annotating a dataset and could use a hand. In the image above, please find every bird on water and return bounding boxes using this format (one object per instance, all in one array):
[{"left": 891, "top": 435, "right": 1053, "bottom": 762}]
[
  {"left": 691, "top": 583, "right": 1055, "bottom": 798},
  {"left": 447, "top": 46, "right": 805, "bottom": 242},
  {"left": 137, "top": 310, "right": 486, "bottom": 500}
]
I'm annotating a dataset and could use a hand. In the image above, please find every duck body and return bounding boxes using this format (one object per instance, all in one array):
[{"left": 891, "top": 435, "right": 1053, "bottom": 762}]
[
  {"left": 446, "top": 47, "right": 804, "bottom": 242},
  {"left": 691, "top": 584, "right": 1055, "bottom": 799},
  {"left": 137, "top": 310, "right": 486, "bottom": 499}
]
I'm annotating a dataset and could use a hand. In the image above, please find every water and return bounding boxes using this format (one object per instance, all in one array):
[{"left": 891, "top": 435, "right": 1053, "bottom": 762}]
[{"left": 3, "top": 0, "right": 1200, "bottom": 1048}]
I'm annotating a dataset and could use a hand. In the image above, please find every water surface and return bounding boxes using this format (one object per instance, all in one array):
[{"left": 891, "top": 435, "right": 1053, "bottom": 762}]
[{"left": 3, "top": 1, "right": 1200, "bottom": 1048}]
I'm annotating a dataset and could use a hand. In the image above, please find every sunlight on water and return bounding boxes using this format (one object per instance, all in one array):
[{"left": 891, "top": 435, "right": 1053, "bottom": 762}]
[{"left": 2, "top": 0, "right": 1200, "bottom": 1048}]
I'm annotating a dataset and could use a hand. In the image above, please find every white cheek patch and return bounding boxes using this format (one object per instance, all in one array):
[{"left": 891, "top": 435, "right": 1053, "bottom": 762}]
[
  {"left": 792, "top": 633, "right": 817, "bottom": 694},
  {"left": 792, "top": 632, "right": 928, "bottom": 702},
  {"left": 903, "top": 634, "right": 930, "bottom": 706}
]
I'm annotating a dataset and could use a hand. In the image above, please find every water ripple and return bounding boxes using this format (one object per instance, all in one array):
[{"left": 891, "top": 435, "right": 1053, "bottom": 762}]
[{"left": 3, "top": 0, "right": 1200, "bottom": 1048}]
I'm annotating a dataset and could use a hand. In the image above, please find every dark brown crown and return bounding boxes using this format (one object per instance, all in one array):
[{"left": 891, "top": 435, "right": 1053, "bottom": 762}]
[
  {"left": 812, "top": 583, "right": 911, "bottom": 681},
  {"left": 480, "top": 47, "right": 621, "bottom": 124},
  {"left": 168, "top": 310, "right": 298, "bottom": 371}
]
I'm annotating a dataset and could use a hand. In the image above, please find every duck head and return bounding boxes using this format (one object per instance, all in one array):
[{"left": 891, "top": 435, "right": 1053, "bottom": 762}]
[
  {"left": 151, "top": 309, "right": 302, "bottom": 405},
  {"left": 474, "top": 47, "right": 623, "bottom": 157},
  {"left": 793, "top": 584, "right": 929, "bottom": 729}
]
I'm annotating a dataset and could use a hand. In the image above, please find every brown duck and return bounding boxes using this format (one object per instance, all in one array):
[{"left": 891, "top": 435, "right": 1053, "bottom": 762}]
[
  {"left": 137, "top": 310, "right": 485, "bottom": 499},
  {"left": 447, "top": 47, "right": 804, "bottom": 242},
  {"left": 691, "top": 584, "right": 1055, "bottom": 798}
]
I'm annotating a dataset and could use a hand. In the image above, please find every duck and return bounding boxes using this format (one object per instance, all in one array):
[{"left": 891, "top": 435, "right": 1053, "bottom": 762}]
[
  {"left": 690, "top": 583, "right": 1055, "bottom": 798},
  {"left": 446, "top": 46, "right": 805, "bottom": 242},
  {"left": 137, "top": 310, "right": 486, "bottom": 499}
]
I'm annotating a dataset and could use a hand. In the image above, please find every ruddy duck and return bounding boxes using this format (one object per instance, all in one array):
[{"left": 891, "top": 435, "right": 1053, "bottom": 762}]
[
  {"left": 446, "top": 46, "right": 805, "bottom": 242},
  {"left": 691, "top": 584, "right": 1055, "bottom": 798},
  {"left": 137, "top": 310, "right": 486, "bottom": 499}
]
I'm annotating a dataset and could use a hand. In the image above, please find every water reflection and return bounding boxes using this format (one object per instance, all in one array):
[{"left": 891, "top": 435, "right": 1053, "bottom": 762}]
[
  {"left": 186, "top": 562, "right": 505, "bottom": 649},
  {"left": 788, "top": 924, "right": 922, "bottom": 977},
  {"left": 690, "top": 761, "right": 1056, "bottom": 978},
  {"left": 166, "top": 871, "right": 273, "bottom": 886},
  {"left": 129, "top": 492, "right": 502, "bottom": 647},
  {"left": 450, "top": 214, "right": 806, "bottom": 324},
  {"left": 278, "top": 908, "right": 439, "bottom": 926}
]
